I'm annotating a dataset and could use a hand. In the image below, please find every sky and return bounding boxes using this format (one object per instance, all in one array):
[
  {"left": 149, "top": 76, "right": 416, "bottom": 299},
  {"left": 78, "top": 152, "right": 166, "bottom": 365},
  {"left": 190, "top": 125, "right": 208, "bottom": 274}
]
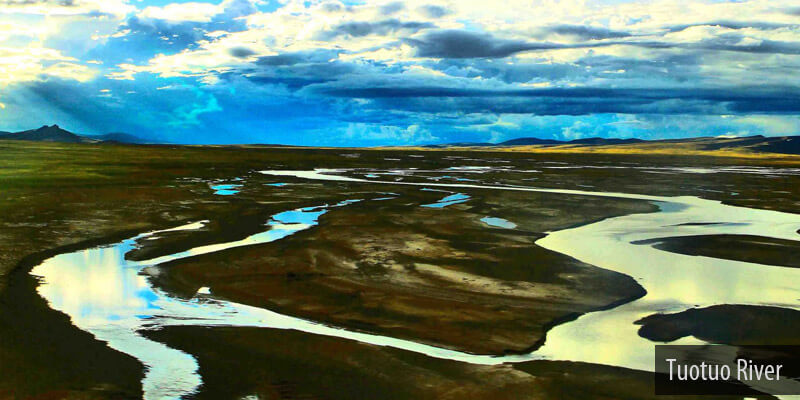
[{"left": 1, "top": 0, "right": 800, "bottom": 145}]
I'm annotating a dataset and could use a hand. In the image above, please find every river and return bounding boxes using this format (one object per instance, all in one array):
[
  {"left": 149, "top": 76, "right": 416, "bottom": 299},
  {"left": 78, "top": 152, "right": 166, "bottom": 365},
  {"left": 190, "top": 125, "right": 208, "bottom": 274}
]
[{"left": 29, "top": 167, "right": 800, "bottom": 399}]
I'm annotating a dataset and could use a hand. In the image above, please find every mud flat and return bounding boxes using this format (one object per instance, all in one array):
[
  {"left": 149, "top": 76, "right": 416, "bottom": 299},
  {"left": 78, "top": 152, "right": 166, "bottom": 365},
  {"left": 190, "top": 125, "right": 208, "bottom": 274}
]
[
  {"left": 145, "top": 325, "right": 745, "bottom": 400},
  {"left": 636, "top": 305, "right": 800, "bottom": 345},
  {"left": 259, "top": 169, "right": 800, "bottom": 374},
  {"left": 149, "top": 185, "right": 650, "bottom": 355},
  {"left": 633, "top": 235, "right": 800, "bottom": 269}
]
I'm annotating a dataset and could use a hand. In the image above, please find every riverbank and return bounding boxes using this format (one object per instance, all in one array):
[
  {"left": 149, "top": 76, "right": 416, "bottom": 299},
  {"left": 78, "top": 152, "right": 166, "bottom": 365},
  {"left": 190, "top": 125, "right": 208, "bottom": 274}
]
[{"left": 145, "top": 325, "right": 747, "bottom": 400}]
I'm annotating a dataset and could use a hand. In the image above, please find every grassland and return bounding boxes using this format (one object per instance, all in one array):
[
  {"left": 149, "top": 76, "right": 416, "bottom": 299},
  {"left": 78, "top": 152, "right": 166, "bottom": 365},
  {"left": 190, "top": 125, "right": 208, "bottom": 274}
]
[{"left": 389, "top": 135, "right": 800, "bottom": 161}]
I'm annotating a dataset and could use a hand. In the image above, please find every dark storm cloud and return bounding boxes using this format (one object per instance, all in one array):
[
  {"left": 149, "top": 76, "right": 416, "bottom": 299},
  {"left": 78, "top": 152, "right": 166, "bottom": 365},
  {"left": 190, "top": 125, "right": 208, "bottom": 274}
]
[
  {"left": 243, "top": 52, "right": 358, "bottom": 88},
  {"left": 408, "top": 30, "right": 567, "bottom": 58},
  {"left": 255, "top": 61, "right": 358, "bottom": 80},
  {"left": 314, "top": 86, "right": 800, "bottom": 115},
  {"left": 254, "top": 49, "right": 342, "bottom": 66},
  {"left": 317, "top": 19, "right": 435, "bottom": 40},
  {"left": 417, "top": 5, "right": 451, "bottom": 18},
  {"left": 546, "top": 24, "right": 632, "bottom": 40},
  {"left": 229, "top": 47, "right": 257, "bottom": 58},
  {"left": 785, "top": 7, "right": 800, "bottom": 16},
  {"left": 408, "top": 28, "right": 800, "bottom": 59},
  {"left": 256, "top": 53, "right": 310, "bottom": 66},
  {"left": 245, "top": 76, "right": 329, "bottom": 89}
]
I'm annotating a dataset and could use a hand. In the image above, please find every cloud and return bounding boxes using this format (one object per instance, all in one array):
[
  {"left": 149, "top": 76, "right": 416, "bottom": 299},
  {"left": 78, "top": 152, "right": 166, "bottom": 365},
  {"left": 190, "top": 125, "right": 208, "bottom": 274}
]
[
  {"left": 4, "top": 0, "right": 800, "bottom": 145},
  {"left": 343, "top": 122, "right": 437, "bottom": 145},
  {"left": 379, "top": 1, "right": 404, "bottom": 16},
  {"left": 734, "top": 115, "right": 800, "bottom": 135},
  {"left": 138, "top": 0, "right": 257, "bottom": 23},
  {"left": 666, "top": 20, "right": 800, "bottom": 33},
  {"left": 316, "top": 19, "right": 435, "bottom": 40},
  {"left": 0, "top": 0, "right": 77, "bottom": 6},
  {"left": 314, "top": 86, "right": 800, "bottom": 115},
  {"left": 319, "top": 2, "right": 344, "bottom": 13},
  {"left": 0, "top": 46, "right": 96, "bottom": 84},
  {"left": 544, "top": 24, "right": 632, "bottom": 40},
  {"left": 0, "top": 0, "right": 132, "bottom": 17},
  {"left": 408, "top": 30, "right": 564, "bottom": 58},
  {"left": 140, "top": 3, "right": 219, "bottom": 23},
  {"left": 228, "top": 46, "right": 257, "bottom": 58},
  {"left": 408, "top": 29, "right": 800, "bottom": 59},
  {"left": 254, "top": 50, "right": 341, "bottom": 66},
  {"left": 416, "top": 5, "right": 450, "bottom": 18}
]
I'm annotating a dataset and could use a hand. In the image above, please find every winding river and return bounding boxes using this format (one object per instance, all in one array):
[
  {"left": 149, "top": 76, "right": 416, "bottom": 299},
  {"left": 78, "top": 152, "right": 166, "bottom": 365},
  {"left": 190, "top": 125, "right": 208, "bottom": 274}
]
[{"left": 29, "top": 167, "right": 800, "bottom": 399}]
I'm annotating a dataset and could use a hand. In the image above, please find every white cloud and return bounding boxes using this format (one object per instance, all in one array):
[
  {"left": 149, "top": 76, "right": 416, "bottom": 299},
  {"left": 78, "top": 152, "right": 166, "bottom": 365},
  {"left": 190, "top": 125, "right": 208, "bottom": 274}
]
[
  {"left": 344, "top": 122, "right": 438, "bottom": 144},
  {"left": 140, "top": 3, "right": 220, "bottom": 23},
  {"left": 117, "top": 0, "right": 800, "bottom": 87},
  {"left": 0, "top": 46, "right": 96, "bottom": 84},
  {"left": 735, "top": 115, "right": 800, "bottom": 135},
  {"left": 0, "top": 0, "right": 133, "bottom": 17},
  {"left": 137, "top": 0, "right": 259, "bottom": 23}
]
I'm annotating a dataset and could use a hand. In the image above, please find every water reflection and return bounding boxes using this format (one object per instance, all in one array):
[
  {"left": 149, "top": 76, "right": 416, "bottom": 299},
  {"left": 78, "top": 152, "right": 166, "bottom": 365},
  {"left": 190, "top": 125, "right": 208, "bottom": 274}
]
[
  {"left": 31, "top": 200, "right": 364, "bottom": 399},
  {"left": 33, "top": 227, "right": 205, "bottom": 399},
  {"left": 480, "top": 217, "right": 517, "bottom": 229},
  {"left": 420, "top": 188, "right": 471, "bottom": 208},
  {"left": 534, "top": 197, "right": 800, "bottom": 372},
  {"left": 260, "top": 169, "right": 800, "bottom": 374},
  {"left": 210, "top": 183, "right": 242, "bottom": 195}
]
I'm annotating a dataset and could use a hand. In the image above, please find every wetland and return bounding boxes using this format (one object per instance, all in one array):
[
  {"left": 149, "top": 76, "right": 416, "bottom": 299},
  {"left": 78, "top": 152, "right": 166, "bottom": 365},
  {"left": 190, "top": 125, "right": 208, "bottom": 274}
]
[{"left": 1, "top": 140, "right": 799, "bottom": 399}]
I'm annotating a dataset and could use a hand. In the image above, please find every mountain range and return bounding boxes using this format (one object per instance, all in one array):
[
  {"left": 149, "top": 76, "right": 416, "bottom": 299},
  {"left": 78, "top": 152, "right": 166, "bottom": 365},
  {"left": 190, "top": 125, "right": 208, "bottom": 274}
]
[
  {"left": 0, "top": 125, "right": 157, "bottom": 144},
  {"left": 2, "top": 124, "right": 799, "bottom": 156},
  {"left": 429, "top": 135, "right": 800, "bottom": 155}
]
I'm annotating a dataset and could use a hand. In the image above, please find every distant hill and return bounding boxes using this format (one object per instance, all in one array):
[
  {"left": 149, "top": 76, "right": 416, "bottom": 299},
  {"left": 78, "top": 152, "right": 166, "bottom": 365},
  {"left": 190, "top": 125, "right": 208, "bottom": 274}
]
[
  {"left": 499, "top": 137, "right": 563, "bottom": 146},
  {"left": 697, "top": 135, "right": 800, "bottom": 155},
  {"left": 435, "top": 137, "right": 646, "bottom": 147},
  {"left": 497, "top": 137, "right": 644, "bottom": 146},
  {"left": 85, "top": 132, "right": 154, "bottom": 144},
  {"left": 3, "top": 125, "right": 799, "bottom": 156},
  {"left": 0, "top": 125, "right": 157, "bottom": 144},
  {"left": 568, "top": 138, "right": 644, "bottom": 145},
  {"left": 427, "top": 134, "right": 800, "bottom": 156},
  {"left": 0, "top": 125, "right": 95, "bottom": 143},
  {"left": 424, "top": 142, "right": 494, "bottom": 148}
]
